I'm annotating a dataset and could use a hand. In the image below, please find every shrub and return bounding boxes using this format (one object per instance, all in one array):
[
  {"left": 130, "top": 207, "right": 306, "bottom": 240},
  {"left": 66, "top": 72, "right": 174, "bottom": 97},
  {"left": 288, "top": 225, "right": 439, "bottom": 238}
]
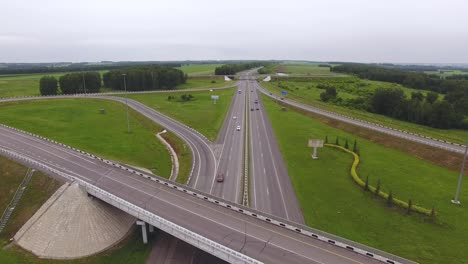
[
  {"left": 335, "top": 137, "right": 339, "bottom": 145},
  {"left": 325, "top": 135, "right": 328, "bottom": 143},
  {"left": 345, "top": 139, "right": 349, "bottom": 149},
  {"left": 375, "top": 179, "right": 381, "bottom": 196},
  {"left": 387, "top": 191, "right": 393, "bottom": 207}
]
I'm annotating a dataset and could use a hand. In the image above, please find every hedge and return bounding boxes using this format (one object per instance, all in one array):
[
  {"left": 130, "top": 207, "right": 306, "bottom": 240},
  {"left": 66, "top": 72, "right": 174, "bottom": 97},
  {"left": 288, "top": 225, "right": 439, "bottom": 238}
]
[{"left": 325, "top": 143, "right": 433, "bottom": 216}]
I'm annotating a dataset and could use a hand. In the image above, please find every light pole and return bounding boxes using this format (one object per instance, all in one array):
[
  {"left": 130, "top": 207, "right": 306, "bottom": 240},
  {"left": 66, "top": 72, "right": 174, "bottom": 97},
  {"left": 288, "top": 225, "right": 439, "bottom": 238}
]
[
  {"left": 452, "top": 143, "right": 468, "bottom": 204},
  {"left": 122, "top": 73, "right": 131, "bottom": 133},
  {"left": 82, "top": 72, "right": 87, "bottom": 95}
]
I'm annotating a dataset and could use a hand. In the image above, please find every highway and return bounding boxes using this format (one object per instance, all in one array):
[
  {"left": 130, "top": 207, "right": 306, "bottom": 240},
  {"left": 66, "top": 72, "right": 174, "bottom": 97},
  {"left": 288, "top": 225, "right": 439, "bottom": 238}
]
[
  {"left": 0, "top": 125, "right": 385, "bottom": 264},
  {"left": 211, "top": 80, "right": 247, "bottom": 203},
  {"left": 248, "top": 79, "right": 304, "bottom": 224},
  {"left": 256, "top": 84, "right": 466, "bottom": 154}
]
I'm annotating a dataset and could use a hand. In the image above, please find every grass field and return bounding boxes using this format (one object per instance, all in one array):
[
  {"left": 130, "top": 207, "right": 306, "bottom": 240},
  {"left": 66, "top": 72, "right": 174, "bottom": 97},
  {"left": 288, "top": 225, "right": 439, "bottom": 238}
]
[
  {"left": 0, "top": 99, "right": 176, "bottom": 177},
  {"left": 262, "top": 95, "right": 468, "bottom": 264},
  {"left": 125, "top": 88, "right": 236, "bottom": 141},
  {"left": 261, "top": 78, "right": 468, "bottom": 144},
  {"left": 176, "top": 64, "right": 223, "bottom": 75},
  {"left": 424, "top": 70, "right": 468, "bottom": 77},
  {"left": 0, "top": 72, "right": 228, "bottom": 98},
  {"left": 281, "top": 63, "right": 333, "bottom": 74}
]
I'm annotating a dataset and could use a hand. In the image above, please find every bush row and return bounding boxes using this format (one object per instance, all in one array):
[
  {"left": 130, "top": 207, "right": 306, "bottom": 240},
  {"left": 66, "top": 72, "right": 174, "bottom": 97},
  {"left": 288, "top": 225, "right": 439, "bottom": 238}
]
[{"left": 325, "top": 143, "right": 434, "bottom": 217}]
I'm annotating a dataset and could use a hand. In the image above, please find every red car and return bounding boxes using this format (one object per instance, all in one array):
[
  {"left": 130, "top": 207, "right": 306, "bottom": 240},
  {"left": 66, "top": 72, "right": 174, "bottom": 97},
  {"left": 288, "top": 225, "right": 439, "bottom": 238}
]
[{"left": 216, "top": 173, "right": 224, "bottom": 182}]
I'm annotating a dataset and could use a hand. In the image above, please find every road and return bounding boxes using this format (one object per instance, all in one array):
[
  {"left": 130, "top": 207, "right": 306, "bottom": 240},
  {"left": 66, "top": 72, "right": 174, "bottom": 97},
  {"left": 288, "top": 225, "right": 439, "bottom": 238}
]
[
  {"left": 248, "top": 79, "right": 305, "bottom": 224},
  {"left": 256, "top": 85, "right": 466, "bottom": 154},
  {"left": 0, "top": 125, "right": 386, "bottom": 264},
  {"left": 211, "top": 80, "right": 247, "bottom": 203}
]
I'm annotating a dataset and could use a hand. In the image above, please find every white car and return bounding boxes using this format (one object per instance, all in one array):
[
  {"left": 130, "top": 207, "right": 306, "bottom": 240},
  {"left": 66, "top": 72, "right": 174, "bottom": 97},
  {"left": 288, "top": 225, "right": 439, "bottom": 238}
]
[
  {"left": 233, "top": 116, "right": 237, "bottom": 120},
  {"left": 236, "top": 125, "right": 241, "bottom": 131}
]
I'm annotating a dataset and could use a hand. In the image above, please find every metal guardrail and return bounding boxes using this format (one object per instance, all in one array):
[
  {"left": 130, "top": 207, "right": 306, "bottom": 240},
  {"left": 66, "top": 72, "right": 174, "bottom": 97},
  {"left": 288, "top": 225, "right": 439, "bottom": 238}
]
[
  {"left": 0, "top": 147, "right": 262, "bottom": 264},
  {"left": 0, "top": 124, "right": 416, "bottom": 264}
]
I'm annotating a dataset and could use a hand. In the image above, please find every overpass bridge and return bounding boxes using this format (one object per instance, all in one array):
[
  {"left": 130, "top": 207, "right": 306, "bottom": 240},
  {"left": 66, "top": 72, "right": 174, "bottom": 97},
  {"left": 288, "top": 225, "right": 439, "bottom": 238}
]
[{"left": 0, "top": 124, "right": 414, "bottom": 264}]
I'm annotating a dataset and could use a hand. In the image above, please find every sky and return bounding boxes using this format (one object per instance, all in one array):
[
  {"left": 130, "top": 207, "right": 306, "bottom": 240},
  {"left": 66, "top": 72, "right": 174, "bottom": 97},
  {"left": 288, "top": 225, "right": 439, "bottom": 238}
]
[{"left": 1, "top": 0, "right": 467, "bottom": 63}]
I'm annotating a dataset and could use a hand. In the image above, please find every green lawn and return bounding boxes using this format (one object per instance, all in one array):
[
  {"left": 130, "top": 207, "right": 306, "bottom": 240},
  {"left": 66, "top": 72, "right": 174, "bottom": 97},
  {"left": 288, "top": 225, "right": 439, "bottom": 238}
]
[
  {"left": 0, "top": 71, "right": 226, "bottom": 98},
  {"left": 0, "top": 99, "right": 175, "bottom": 177},
  {"left": 281, "top": 63, "right": 334, "bottom": 75},
  {"left": 176, "top": 64, "right": 223, "bottom": 75},
  {"left": 175, "top": 76, "right": 229, "bottom": 90},
  {"left": 261, "top": 79, "right": 468, "bottom": 144},
  {"left": 262, "top": 95, "right": 468, "bottom": 264},
  {"left": 124, "top": 88, "right": 236, "bottom": 141}
]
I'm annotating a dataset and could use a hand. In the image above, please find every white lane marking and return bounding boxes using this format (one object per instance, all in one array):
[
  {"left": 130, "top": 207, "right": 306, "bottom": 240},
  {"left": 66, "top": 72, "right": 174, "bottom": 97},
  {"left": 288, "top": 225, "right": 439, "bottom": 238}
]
[{"left": 255, "top": 82, "right": 290, "bottom": 220}]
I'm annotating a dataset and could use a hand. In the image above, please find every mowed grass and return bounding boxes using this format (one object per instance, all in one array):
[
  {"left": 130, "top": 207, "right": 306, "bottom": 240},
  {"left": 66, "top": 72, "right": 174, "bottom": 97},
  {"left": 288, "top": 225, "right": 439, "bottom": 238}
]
[
  {"left": 261, "top": 79, "right": 468, "bottom": 144},
  {"left": 125, "top": 88, "right": 236, "bottom": 141},
  {"left": 0, "top": 99, "right": 174, "bottom": 177},
  {"left": 262, "top": 95, "right": 468, "bottom": 264},
  {"left": 176, "top": 64, "right": 223, "bottom": 75},
  {"left": 175, "top": 76, "right": 230, "bottom": 90},
  {"left": 0, "top": 71, "right": 226, "bottom": 98},
  {"left": 281, "top": 63, "right": 334, "bottom": 74}
]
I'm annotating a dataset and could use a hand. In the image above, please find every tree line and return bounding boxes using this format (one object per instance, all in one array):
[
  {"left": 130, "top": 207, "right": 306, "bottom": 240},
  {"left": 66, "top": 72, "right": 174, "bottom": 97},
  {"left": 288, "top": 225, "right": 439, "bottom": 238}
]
[
  {"left": 39, "top": 66, "right": 186, "bottom": 95},
  {"left": 319, "top": 85, "right": 467, "bottom": 129},
  {"left": 331, "top": 63, "right": 468, "bottom": 94},
  {"left": 103, "top": 66, "right": 186, "bottom": 91},
  {"left": 39, "top": 72, "right": 101, "bottom": 95},
  {"left": 214, "top": 62, "right": 267, "bottom": 75}
]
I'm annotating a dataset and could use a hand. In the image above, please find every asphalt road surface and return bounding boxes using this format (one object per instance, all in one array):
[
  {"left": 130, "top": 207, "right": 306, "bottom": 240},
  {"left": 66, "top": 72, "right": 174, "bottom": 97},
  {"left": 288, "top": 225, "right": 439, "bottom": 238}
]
[
  {"left": 248, "top": 79, "right": 305, "bottom": 224},
  {"left": 0, "top": 125, "right": 384, "bottom": 264}
]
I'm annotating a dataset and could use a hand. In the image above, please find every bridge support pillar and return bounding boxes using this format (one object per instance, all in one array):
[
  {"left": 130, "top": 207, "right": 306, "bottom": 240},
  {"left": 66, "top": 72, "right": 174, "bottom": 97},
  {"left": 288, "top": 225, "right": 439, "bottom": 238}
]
[
  {"left": 149, "top": 224, "right": 154, "bottom": 233},
  {"left": 136, "top": 220, "right": 147, "bottom": 244}
]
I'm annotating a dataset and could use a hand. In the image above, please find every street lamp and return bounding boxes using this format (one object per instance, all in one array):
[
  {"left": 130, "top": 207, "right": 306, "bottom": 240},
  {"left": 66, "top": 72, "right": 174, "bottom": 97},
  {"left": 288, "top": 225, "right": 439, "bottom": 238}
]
[
  {"left": 452, "top": 143, "right": 468, "bottom": 204},
  {"left": 82, "top": 72, "right": 87, "bottom": 95},
  {"left": 122, "top": 73, "right": 131, "bottom": 133}
]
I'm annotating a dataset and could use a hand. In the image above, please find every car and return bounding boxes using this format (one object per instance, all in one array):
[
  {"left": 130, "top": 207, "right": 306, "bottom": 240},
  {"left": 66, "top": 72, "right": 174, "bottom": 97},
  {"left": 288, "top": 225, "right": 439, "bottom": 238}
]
[
  {"left": 236, "top": 125, "right": 241, "bottom": 131},
  {"left": 250, "top": 108, "right": 254, "bottom": 111},
  {"left": 216, "top": 173, "right": 224, "bottom": 182},
  {"left": 256, "top": 107, "right": 259, "bottom": 110},
  {"left": 238, "top": 90, "right": 242, "bottom": 94},
  {"left": 233, "top": 116, "right": 237, "bottom": 119},
  {"left": 280, "top": 97, "right": 284, "bottom": 100},
  {"left": 269, "top": 92, "right": 273, "bottom": 95}
]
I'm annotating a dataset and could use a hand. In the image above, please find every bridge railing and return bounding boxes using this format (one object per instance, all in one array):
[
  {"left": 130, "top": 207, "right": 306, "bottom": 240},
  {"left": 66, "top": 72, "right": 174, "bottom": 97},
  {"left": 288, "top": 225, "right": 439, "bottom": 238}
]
[
  {"left": 0, "top": 146, "right": 262, "bottom": 264},
  {"left": 0, "top": 124, "right": 416, "bottom": 264}
]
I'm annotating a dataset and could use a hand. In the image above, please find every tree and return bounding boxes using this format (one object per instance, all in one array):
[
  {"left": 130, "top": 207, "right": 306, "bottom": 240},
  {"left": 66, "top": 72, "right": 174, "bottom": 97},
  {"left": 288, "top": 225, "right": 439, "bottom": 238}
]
[
  {"left": 426, "top": 92, "right": 439, "bottom": 104},
  {"left": 352, "top": 139, "right": 357, "bottom": 153},
  {"left": 344, "top": 139, "right": 349, "bottom": 149},
  {"left": 39, "top": 76, "right": 58, "bottom": 95},
  {"left": 370, "top": 88, "right": 406, "bottom": 117},
  {"left": 335, "top": 137, "right": 339, "bottom": 145},
  {"left": 429, "top": 101, "right": 457, "bottom": 128},
  {"left": 364, "top": 176, "right": 369, "bottom": 191},
  {"left": 407, "top": 199, "right": 412, "bottom": 214},
  {"left": 387, "top": 191, "right": 393, "bottom": 207},
  {"left": 325, "top": 135, "right": 328, "bottom": 143},
  {"left": 375, "top": 179, "right": 381, "bottom": 196},
  {"left": 320, "top": 87, "right": 338, "bottom": 102},
  {"left": 411, "top": 92, "right": 424, "bottom": 102}
]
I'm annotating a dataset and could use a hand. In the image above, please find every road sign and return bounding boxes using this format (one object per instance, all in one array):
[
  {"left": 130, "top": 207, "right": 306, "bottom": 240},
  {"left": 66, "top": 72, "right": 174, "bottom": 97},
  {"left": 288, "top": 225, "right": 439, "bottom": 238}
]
[
  {"left": 308, "top": 139, "right": 324, "bottom": 159},
  {"left": 281, "top": 91, "right": 287, "bottom": 96},
  {"left": 211, "top": 95, "right": 219, "bottom": 104}
]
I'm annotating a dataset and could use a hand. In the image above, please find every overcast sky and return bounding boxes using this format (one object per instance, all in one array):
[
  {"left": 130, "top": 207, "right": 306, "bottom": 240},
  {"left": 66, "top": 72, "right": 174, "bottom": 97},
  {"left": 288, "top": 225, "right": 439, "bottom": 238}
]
[{"left": 1, "top": 0, "right": 467, "bottom": 63}]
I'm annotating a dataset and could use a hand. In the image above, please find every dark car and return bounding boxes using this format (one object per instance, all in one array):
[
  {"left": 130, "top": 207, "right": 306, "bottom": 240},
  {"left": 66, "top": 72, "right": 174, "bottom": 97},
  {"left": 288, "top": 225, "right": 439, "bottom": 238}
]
[
  {"left": 256, "top": 107, "right": 259, "bottom": 110},
  {"left": 251, "top": 108, "right": 254, "bottom": 111},
  {"left": 216, "top": 173, "right": 224, "bottom": 182}
]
